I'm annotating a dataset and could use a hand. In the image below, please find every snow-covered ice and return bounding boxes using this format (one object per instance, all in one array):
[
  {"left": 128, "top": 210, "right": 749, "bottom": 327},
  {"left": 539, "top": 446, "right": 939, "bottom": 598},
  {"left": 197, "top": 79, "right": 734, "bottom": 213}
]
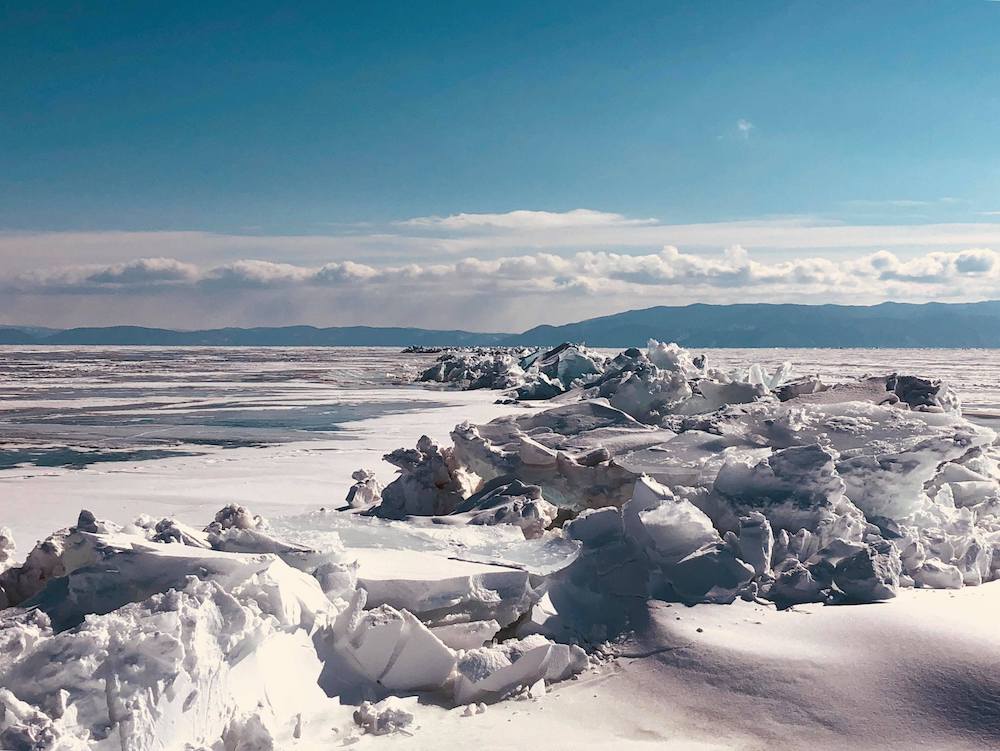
[{"left": 4, "top": 343, "right": 1000, "bottom": 749}]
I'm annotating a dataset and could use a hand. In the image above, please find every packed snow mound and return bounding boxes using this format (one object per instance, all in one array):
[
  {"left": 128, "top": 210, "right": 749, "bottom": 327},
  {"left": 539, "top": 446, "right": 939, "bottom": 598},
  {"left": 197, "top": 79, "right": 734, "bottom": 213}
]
[
  {"left": 449, "top": 477, "right": 559, "bottom": 539},
  {"left": 417, "top": 346, "right": 539, "bottom": 390},
  {"left": 0, "top": 527, "right": 15, "bottom": 571},
  {"left": 417, "top": 343, "right": 607, "bottom": 399},
  {"left": 452, "top": 401, "right": 675, "bottom": 510},
  {"left": 363, "top": 455, "right": 561, "bottom": 538},
  {"left": 366, "top": 434, "right": 480, "bottom": 518},
  {"left": 0, "top": 579, "right": 330, "bottom": 751},
  {"left": 577, "top": 341, "right": 776, "bottom": 423},
  {"left": 0, "top": 506, "right": 588, "bottom": 749},
  {"left": 361, "top": 401, "right": 655, "bottom": 517},
  {"left": 777, "top": 373, "right": 962, "bottom": 414},
  {"left": 453, "top": 635, "right": 587, "bottom": 705}
]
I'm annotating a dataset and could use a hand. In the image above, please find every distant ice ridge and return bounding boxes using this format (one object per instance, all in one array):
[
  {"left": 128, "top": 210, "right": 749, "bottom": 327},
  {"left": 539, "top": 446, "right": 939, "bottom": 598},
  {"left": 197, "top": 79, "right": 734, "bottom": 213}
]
[
  {"left": 364, "top": 339, "right": 997, "bottom": 622},
  {"left": 0, "top": 506, "right": 587, "bottom": 749},
  {"left": 416, "top": 343, "right": 607, "bottom": 400},
  {"left": 414, "top": 339, "right": 961, "bottom": 416}
]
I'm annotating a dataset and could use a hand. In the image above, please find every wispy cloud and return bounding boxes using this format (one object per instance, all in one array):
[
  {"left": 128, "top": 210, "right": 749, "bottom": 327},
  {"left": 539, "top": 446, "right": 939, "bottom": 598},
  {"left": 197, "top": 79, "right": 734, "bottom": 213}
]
[
  {"left": 5, "top": 209, "right": 1000, "bottom": 328},
  {"left": 398, "top": 209, "right": 657, "bottom": 231},
  {"left": 843, "top": 197, "right": 966, "bottom": 214},
  {"left": 736, "top": 118, "right": 754, "bottom": 139}
]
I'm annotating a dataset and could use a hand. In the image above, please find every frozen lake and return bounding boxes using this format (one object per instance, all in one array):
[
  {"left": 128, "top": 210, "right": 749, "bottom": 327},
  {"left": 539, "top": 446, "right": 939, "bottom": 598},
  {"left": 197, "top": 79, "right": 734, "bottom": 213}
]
[
  {"left": 0, "top": 346, "right": 519, "bottom": 545},
  {"left": 2, "top": 344, "right": 999, "bottom": 544},
  {"left": 3, "top": 345, "right": 999, "bottom": 465},
  {"left": 0, "top": 346, "right": 440, "bottom": 467},
  {"left": 4, "top": 345, "right": 1000, "bottom": 751}
]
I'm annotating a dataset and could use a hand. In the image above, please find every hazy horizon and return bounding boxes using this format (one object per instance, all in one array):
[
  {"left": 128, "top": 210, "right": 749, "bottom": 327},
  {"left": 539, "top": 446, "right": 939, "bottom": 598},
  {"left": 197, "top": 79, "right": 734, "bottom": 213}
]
[{"left": 3, "top": 297, "right": 1000, "bottom": 336}]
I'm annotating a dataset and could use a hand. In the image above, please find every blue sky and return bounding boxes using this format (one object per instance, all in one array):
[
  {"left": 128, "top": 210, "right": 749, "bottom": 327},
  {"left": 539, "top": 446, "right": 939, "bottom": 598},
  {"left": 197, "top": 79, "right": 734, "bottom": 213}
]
[{"left": 3, "top": 1, "right": 1000, "bottom": 329}]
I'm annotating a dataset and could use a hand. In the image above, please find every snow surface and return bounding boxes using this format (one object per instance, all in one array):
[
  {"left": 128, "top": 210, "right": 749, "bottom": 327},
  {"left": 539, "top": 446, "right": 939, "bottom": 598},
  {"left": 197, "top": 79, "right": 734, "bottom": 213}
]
[{"left": 1, "top": 386, "right": 517, "bottom": 548}]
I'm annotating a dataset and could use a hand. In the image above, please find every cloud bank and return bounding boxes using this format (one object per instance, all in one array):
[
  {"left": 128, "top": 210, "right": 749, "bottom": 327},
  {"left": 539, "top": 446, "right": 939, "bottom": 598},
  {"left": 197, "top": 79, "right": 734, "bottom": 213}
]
[
  {"left": 4, "top": 209, "right": 1000, "bottom": 329},
  {"left": 8, "top": 245, "right": 1000, "bottom": 298}
]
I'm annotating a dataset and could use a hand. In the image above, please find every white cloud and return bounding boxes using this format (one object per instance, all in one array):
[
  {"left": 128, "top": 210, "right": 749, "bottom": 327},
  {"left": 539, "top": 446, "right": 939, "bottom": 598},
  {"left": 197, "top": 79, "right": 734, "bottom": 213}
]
[
  {"left": 398, "top": 208, "right": 657, "bottom": 231},
  {"left": 5, "top": 209, "right": 1000, "bottom": 329},
  {"left": 86, "top": 257, "right": 199, "bottom": 285},
  {"left": 5, "top": 244, "right": 1000, "bottom": 331},
  {"left": 736, "top": 119, "right": 754, "bottom": 139},
  {"left": 12, "top": 246, "right": 1000, "bottom": 299},
  {"left": 954, "top": 248, "right": 997, "bottom": 274},
  {"left": 202, "top": 260, "right": 314, "bottom": 287}
]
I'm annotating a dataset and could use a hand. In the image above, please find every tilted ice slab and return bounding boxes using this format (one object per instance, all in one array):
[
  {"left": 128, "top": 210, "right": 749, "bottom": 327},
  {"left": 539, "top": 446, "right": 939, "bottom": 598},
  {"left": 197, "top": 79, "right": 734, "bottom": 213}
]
[
  {"left": 268, "top": 508, "right": 579, "bottom": 576},
  {"left": 270, "top": 507, "right": 576, "bottom": 634},
  {"left": 452, "top": 401, "right": 676, "bottom": 510},
  {"left": 349, "top": 547, "right": 535, "bottom": 627}
]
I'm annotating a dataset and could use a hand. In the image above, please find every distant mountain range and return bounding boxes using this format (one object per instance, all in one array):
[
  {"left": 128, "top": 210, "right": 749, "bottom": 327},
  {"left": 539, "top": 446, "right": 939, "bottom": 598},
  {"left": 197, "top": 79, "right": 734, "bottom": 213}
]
[
  {"left": 5, "top": 301, "right": 1000, "bottom": 347},
  {"left": 513, "top": 301, "right": 1000, "bottom": 347},
  {"left": 0, "top": 325, "right": 508, "bottom": 347}
]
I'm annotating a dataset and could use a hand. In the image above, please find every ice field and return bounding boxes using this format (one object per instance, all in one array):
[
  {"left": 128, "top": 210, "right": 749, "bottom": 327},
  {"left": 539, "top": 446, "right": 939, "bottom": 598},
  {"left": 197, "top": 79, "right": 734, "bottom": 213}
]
[{"left": 3, "top": 344, "right": 1000, "bottom": 750}]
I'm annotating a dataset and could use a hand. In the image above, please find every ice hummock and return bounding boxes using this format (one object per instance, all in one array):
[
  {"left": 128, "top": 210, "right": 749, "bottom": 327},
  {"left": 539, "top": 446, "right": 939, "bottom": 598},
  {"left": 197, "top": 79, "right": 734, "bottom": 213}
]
[
  {"left": 0, "top": 505, "right": 587, "bottom": 749},
  {"left": 371, "top": 339, "right": 1000, "bottom": 618},
  {"left": 417, "top": 339, "right": 961, "bottom": 420},
  {"left": 417, "top": 343, "right": 608, "bottom": 400}
]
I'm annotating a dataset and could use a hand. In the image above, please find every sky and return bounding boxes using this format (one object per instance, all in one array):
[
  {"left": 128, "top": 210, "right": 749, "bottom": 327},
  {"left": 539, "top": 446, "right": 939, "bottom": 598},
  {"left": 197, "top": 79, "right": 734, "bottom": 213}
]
[{"left": 3, "top": 1, "right": 1000, "bottom": 331}]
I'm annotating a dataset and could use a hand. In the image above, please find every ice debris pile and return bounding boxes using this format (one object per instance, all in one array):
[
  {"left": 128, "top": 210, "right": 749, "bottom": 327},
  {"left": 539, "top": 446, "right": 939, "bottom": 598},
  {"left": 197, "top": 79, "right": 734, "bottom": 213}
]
[
  {"left": 363, "top": 340, "right": 1000, "bottom": 617},
  {"left": 0, "top": 505, "right": 588, "bottom": 749},
  {"left": 417, "top": 343, "right": 608, "bottom": 400}
]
